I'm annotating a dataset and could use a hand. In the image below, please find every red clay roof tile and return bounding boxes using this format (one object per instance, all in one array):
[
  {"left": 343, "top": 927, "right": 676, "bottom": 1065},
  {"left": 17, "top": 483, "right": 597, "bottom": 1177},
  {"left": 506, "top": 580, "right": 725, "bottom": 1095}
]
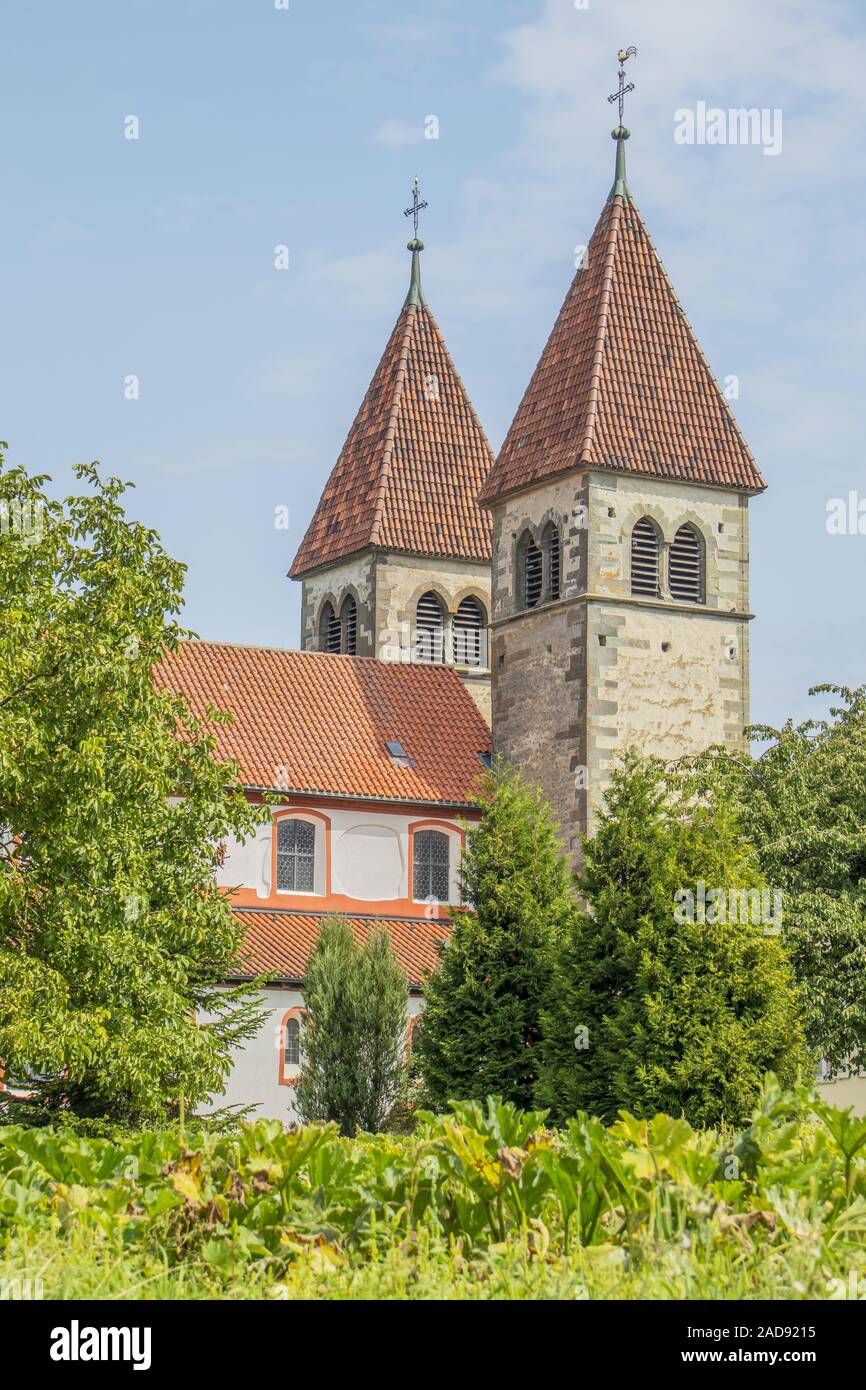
[
  {"left": 154, "top": 641, "right": 491, "bottom": 807},
  {"left": 479, "top": 191, "right": 766, "bottom": 503},
  {"left": 290, "top": 298, "right": 493, "bottom": 576},
  {"left": 232, "top": 909, "right": 448, "bottom": 988}
]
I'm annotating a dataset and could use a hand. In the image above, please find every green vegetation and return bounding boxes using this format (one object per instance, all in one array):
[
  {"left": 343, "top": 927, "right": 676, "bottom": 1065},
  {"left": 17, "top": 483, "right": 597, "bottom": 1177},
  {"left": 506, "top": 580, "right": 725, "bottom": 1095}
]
[
  {"left": 688, "top": 685, "right": 866, "bottom": 1079},
  {"left": 2, "top": 1079, "right": 865, "bottom": 1301},
  {"left": 539, "top": 755, "right": 808, "bottom": 1127},
  {"left": 414, "top": 764, "right": 576, "bottom": 1110},
  {"left": 0, "top": 455, "right": 270, "bottom": 1128},
  {"left": 296, "top": 916, "right": 408, "bottom": 1135}
]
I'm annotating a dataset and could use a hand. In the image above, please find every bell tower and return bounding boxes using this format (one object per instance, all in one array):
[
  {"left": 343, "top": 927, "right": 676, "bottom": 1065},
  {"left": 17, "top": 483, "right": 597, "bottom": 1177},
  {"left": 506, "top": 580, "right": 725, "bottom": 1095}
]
[
  {"left": 478, "top": 53, "right": 766, "bottom": 858},
  {"left": 290, "top": 180, "right": 495, "bottom": 722}
]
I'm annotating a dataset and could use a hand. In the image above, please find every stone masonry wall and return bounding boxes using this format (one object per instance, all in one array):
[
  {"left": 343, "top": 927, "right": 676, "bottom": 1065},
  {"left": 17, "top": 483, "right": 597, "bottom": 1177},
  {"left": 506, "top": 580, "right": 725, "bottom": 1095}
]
[{"left": 490, "top": 467, "right": 755, "bottom": 861}]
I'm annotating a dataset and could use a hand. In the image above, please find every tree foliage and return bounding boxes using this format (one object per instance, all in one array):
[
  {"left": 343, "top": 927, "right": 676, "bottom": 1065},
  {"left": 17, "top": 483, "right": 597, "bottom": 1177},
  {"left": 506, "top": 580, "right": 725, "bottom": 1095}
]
[
  {"left": 537, "top": 754, "right": 808, "bottom": 1128},
  {"left": 684, "top": 686, "right": 866, "bottom": 1077},
  {"left": 295, "top": 917, "right": 408, "bottom": 1134},
  {"left": 414, "top": 765, "right": 576, "bottom": 1111},
  {"left": 0, "top": 452, "right": 270, "bottom": 1126}
]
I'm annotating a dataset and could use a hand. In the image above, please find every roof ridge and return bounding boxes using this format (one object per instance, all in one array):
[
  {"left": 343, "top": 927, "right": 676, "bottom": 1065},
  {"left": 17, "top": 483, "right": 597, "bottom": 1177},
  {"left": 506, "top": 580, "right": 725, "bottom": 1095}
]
[
  {"left": 369, "top": 303, "right": 418, "bottom": 549},
  {"left": 176, "top": 637, "right": 472, "bottom": 676},
  {"left": 577, "top": 193, "right": 625, "bottom": 465},
  {"left": 628, "top": 200, "right": 760, "bottom": 474}
]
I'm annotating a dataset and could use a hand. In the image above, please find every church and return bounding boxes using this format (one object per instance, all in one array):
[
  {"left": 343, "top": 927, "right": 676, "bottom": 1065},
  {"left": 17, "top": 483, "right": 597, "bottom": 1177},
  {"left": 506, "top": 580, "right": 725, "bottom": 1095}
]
[{"left": 157, "top": 92, "right": 782, "bottom": 1121}]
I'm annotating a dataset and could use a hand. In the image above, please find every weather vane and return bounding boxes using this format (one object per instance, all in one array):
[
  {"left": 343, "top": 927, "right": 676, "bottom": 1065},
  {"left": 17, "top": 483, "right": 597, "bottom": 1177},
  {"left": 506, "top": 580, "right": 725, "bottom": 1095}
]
[
  {"left": 607, "top": 46, "right": 637, "bottom": 127},
  {"left": 403, "top": 175, "right": 428, "bottom": 239}
]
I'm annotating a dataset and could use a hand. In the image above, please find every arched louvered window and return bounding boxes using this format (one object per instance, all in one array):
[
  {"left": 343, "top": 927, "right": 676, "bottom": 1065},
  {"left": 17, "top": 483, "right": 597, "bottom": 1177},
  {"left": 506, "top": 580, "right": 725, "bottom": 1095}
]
[
  {"left": 668, "top": 524, "right": 705, "bottom": 604},
  {"left": 276, "top": 818, "right": 315, "bottom": 892},
  {"left": 284, "top": 1016, "right": 300, "bottom": 1068},
  {"left": 543, "top": 523, "right": 561, "bottom": 600},
  {"left": 416, "top": 591, "right": 445, "bottom": 663},
  {"left": 319, "top": 601, "right": 341, "bottom": 653},
  {"left": 340, "top": 595, "right": 357, "bottom": 654},
  {"left": 631, "top": 518, "right": 660, "bottom": 598},
  {"left": 413, "top": 829, "right": 450, "bottom": 902},
  {"left": 453, "top": 596, "right": 487, "bottom": 668},
  {"left": 517, "top": 531, "right": 543, "bottom": 609}
]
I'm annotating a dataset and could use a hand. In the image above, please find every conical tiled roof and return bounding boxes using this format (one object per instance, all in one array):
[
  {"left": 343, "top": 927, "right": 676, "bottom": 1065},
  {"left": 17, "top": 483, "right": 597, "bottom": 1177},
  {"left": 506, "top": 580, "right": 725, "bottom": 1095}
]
[
  {"left": 479, "top": 137, "right": 766, "bottom": 504},
  {"left": 290, "top": 247, "right": 494, "bottom": 577}
]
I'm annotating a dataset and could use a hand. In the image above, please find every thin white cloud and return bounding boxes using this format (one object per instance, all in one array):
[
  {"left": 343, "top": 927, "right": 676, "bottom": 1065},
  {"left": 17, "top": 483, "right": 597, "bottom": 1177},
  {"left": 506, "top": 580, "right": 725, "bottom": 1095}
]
[{"left": 373, "top": 117, "right": 425, "bottom": 148}]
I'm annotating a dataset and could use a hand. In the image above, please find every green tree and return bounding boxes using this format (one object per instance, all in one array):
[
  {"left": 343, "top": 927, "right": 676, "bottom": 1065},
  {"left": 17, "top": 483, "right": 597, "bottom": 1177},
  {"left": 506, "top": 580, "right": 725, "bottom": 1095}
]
[
  {"left": 0, "top": 452, "right": 269, "bottom": 1127},
  {"left": 537, "top": 754, "right": 808, "bottom": 1128},
  {"left": 686, "top": 686, "right": 866, "bottom": 1078},
  {"left": 414, "top": 764, "right": 576, "bottom": 1111},
  {"left": 296, "top": 917, "right": 408, "bottom": 1134}
]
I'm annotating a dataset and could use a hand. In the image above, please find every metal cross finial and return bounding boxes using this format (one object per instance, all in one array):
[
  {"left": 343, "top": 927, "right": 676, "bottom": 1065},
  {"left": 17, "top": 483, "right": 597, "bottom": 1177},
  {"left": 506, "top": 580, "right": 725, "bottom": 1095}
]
[
  {"left": 403, "top": 175, "right": 428, "bottom": 239},
  {"left": 607, "top": 46, "right": 637, "bottom": 126}
]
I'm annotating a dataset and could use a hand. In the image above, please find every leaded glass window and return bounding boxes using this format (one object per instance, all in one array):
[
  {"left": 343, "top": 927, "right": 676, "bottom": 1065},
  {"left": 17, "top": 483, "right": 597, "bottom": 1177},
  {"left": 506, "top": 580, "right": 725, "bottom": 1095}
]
[
  {"left": 413, "top": 829, "right": 450, "bottom": 902},
  {"left": 276, "top": 818, "right": 315, "bottom": 892}
]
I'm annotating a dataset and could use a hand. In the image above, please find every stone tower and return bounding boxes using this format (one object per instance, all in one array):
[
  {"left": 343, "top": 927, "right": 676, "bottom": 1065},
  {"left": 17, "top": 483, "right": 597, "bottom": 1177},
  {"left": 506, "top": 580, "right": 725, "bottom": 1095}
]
[
  {"left": 290, "top": 205, "right": 494, "bottom": 723},
  {"left": 478, "top": 120, "right": 767, "bottom": 860}
]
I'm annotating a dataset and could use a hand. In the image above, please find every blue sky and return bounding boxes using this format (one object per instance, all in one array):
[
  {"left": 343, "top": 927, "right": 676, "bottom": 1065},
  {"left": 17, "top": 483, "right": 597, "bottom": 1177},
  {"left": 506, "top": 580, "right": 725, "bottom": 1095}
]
[{"left": 1, "top": 0, "right": 864, "bottom": 730}]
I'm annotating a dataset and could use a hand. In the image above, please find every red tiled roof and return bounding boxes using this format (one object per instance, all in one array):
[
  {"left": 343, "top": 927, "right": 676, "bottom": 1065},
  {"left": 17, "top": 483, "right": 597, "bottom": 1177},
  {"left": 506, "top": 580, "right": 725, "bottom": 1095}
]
[
  {"left": 479, "top": 188, "right": 765, "bottom": 504},
  {"left": 290, "top": 297, "right": 494, "bottom": 576},
  {"left": 232, "top": 909, "right": 449, "bottom": 988},
  {"left": 154, "top": 641, "right": 491, "bottom": 806}
]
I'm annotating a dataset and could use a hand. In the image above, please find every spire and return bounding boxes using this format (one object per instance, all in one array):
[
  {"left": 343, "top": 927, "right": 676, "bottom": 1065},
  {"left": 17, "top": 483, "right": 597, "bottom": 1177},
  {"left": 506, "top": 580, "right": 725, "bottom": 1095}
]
[
  {"left": 607, "top": 46, "right": 636, "bottom": 202},
  {"left": 608, "top": 126, "right": 631, "bottom": 202},
  {"left": 404, "top": 237, "right": 425, "bottom": 308},
  {"left": 403, "top": 175, "right": 427, "bottom": 308},
  {"left": 290, "top": 177, "right": 494, "bottom": 580},
  {"left": 478, "top": 51, "right": 766, "bottom": 508}
]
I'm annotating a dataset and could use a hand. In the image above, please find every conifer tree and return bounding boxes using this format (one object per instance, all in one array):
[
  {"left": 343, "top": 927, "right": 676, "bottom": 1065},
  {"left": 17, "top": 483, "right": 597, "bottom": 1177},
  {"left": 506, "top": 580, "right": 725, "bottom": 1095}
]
[
  {"left": 537, "top": 754, "right": 808, "bottom": 1128},
  {"left": 296, "top": 917, "right": 407, "bottom": 1134},
  {"left": 413, "top": 765, "right": 577, "bottom": 1111}
]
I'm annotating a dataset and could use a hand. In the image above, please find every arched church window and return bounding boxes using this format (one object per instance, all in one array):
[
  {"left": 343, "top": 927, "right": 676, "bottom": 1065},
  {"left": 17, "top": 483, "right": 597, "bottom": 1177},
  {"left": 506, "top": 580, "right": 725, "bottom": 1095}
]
[
  {"left": 340, "top": 594, "right": 358, "bottom": 654},
  {"left": 276, "top": 818, "right": 315, "bottom": 892},
  {"left": 542, "top": 522, "right": 561, "bottom": 600},
  {"left": 416, "top": 592, "right": 445, "bottom": 663},
  {"left": 319, "top": 601, "right": 341, "bottom": 653},
  {"left": 413, "top": 829, "right": 450, "bottom": 902},
  {"left": 284, "top": 1016, "right": 300, "bottom": 1068},
  {"left": 668, "top": 524, "right": 705, "bottom": 603},
  {"left": 630, "top": 518, "right": 661, "bottom": 598},
  {"left": 453, "top": 596, "right": 487, "bottom": 668},
  {"left": 517, "top": 531, "right": 543, "bottom": 609}
]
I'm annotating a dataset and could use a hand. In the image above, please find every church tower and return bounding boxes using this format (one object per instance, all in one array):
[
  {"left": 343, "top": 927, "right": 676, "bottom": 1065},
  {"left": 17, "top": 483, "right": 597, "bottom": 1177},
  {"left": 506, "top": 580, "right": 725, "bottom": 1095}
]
[
  {"left": 478, "top": 55, "right": 766, "bottom": 859},
  {"left": 290, "top": 182, "right": 494, "bottom": 722}
]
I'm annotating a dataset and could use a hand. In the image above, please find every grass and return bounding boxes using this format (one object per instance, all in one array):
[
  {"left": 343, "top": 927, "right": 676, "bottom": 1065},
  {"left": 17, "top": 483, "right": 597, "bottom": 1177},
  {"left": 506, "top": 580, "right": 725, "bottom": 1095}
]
[{"left": 2, "top": 1081, "right": 866, "bottom": 1301}]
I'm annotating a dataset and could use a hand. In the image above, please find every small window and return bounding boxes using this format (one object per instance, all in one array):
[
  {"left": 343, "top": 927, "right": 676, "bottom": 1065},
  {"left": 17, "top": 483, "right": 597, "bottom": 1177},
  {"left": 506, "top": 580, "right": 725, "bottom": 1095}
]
[
  {"left": 453, "top": 596, "right": 487, "bottom": 668},
  {"left": 341, "top": 595, "right": 357, "bottom": 654},
  {"left": 284, "top": 1016, "right": 300, "bottom": 1068},
  {"left": 631, "top": 518, "right": 660, "bottom": 597},
  {"left": 276, "top": 818, "right": 315, "bottom": 892},
  {"left": 668, "top": 524, "right": 705, "bottom": 603},
  {"left": 416, "top": 592, "right": 445, "bottom": 663},
  {"left": 517, "top": 531, "right": 543, "bottom": 610},
  {"left": 525, "top": 541, "right": 543, "bottom": 607},
  {"left": 543, "top": 523, "right": 561, "bottom": 600},
  {"left": 319, "top": 602, "right": 341, "bottom": 653},
  {"left": 413, "top": 829, "right": 450, "bottom": 902}
]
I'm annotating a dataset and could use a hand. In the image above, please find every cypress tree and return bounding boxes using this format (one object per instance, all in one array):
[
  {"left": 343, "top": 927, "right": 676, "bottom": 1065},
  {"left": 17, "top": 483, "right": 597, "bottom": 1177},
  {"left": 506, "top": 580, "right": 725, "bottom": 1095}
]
[
  {"left": 414, "top": 765, "right": 577, "bottom": 1111},
  {"left": 537, "top": 754, "right": 808, "bottom": 1128},
  {"left": 296, "top": 917, "right": 407, "bottom": 1134}
]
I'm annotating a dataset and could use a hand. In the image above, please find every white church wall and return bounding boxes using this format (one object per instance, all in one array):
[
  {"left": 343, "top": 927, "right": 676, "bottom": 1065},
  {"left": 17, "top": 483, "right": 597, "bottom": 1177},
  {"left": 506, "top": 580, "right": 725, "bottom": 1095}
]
[
  {"left": 202, "top": 986, "right": 425, "bottom": 1125},
  {"left": 215, "top": 803, "right": 465, "bottom": 907}
]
